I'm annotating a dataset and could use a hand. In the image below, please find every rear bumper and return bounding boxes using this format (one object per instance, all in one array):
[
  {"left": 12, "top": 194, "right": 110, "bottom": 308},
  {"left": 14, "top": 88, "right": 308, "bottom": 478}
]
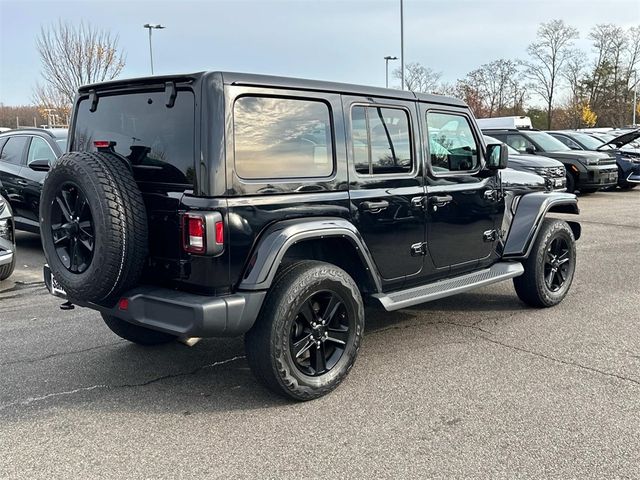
[{"left": 43, "top": 265, "right": 266, "bottom": 337}]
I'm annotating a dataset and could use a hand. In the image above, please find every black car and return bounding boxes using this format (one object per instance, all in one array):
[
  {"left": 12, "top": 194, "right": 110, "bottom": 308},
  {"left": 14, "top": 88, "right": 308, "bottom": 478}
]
[
  {"left": 548, "top": 129, "right": 640, "bottom": 189},
  {"left": 0, "top": 194, "right": 16, "bottom": 281},
  {"left": 484, "top": 135, "right": 566, "bottom": 191},
  {"left": 479, "top": 124, "right": 617, "bottom": 193},
  {"left": 0, "top": 128, "right": 67, "bottom": 233},
  {"left": 40, "top": 72, "right": 580, "bottom": 400}
]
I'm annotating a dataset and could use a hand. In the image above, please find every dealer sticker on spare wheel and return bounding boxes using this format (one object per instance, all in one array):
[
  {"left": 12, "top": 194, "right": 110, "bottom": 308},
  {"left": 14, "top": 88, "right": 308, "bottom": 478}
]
[{"left": 50, "top": 273, "right": 67, "bottom": 297}]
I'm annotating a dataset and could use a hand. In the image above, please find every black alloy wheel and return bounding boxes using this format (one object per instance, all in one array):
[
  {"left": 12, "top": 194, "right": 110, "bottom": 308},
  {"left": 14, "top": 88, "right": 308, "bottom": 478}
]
[
  {"left": 543, "top": 237, "right": 571, "bottom": 292},
  {"left": 289, "top": 290, "right": 352, "bottom": 377},
  {"left": 50, "top": 182, "right": 95, "bottom": 274}
]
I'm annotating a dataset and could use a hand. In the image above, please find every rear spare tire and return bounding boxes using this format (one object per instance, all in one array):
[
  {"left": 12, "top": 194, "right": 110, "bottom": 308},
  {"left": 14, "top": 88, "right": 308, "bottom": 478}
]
[{"left": 40, "top": 151, "right": 148, "bottom": 304}]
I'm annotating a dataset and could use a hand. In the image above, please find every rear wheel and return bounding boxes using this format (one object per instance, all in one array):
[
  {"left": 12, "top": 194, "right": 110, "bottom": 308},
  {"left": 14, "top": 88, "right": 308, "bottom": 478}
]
[
  {"left": 102, "top": 314, "right": 177, "bottom": 346},
  {"left": 513, "top": 218, "right": 576, "bottom": 308},
  {"left": 245, "top": 260, "right": 364, "bottom": 401}
]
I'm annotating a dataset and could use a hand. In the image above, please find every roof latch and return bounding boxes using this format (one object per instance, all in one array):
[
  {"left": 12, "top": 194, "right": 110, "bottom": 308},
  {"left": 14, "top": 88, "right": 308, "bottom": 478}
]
[{"left": 165, "top": 81, "right": 177, "bottom": 108}]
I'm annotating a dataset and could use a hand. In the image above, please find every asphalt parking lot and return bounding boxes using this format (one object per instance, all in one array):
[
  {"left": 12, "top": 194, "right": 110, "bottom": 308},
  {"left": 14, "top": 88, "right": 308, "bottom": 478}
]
[{"left": 0, "top": 189, "right": 639, "bottom": 479}]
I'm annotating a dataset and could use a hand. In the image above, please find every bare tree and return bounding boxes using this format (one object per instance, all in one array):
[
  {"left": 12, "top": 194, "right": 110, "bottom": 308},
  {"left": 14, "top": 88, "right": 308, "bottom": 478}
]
[
  {"left": 34, "top": 20, "right": 126, "bottom": 119},
  {"left": 393, "top": 62, "right": 441, "bottom": 93},
  {"left": 456, "top": 59, "right": 525, "bottom": 117},
  {"left": 524, "top": 19, "right": 579, "bottom": 129}
]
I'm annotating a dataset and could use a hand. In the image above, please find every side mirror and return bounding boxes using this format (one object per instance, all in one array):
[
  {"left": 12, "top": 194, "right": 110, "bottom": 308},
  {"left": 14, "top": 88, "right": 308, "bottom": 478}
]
[
  {"left": 525, "top": 146, "right": 536, "bottom": 154},
  {"left": 486, "top": 143, "right": 508, "bottom": 170},
  {"left": 29, "top": 158, "right": 51, "bottom": 172}
]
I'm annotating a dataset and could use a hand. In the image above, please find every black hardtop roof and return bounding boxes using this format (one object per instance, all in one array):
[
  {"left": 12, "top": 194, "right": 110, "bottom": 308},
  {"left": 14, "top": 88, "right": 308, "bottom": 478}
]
[{"left": 77, "top": 71, "right": 467, "bottom": 107}]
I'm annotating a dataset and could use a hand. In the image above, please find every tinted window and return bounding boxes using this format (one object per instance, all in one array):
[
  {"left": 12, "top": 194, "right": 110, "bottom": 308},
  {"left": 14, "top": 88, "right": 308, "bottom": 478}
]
[
  {"left": 234, "top": 96, "right": 333, "bottom": 179},
  {"left": 352, "top": 106, "right": 412, "bottom": 175},
  {"left": 28, "top": 136, "right": 57, "bottom": 164},
  {"left": 505, "top": 134, "right": 536, "bottom": 153},
  {"left": 73, "top": 90, "right": 195, "bottom": 187},
  {"left": 426, "top": 112, "right": 479, "bottom": 173},
  {"left": 552, "top": 135, "right": 580, "bottom": 150},
  {"left": 0, "top": 136, "right": 28, "bottom": 165},
  {"left": 525, "top": 131, "right": 570, "bottom": 152}
]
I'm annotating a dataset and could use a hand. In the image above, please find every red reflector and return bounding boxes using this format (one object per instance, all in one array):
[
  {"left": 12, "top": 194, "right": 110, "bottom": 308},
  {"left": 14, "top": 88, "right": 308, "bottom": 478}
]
[
  {"left": 94, "top": 140, "right": 111, "bottom": 148},
  {"left": 118, "top": 298, "right": 129, "bottom": 311},
  {"left": 215, "top": 221, "right": 224, "bottom": 245}
]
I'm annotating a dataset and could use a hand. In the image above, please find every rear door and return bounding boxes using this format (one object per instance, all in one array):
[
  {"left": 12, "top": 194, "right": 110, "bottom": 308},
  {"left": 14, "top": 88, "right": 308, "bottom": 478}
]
[
  {"left": 71, "top": 87, "right": 197, "bottom": 282},
  {"left": 343, "top": 96, "right": 425, "bottom": 286},
  {"left": 20, "top": 135, "right": 57, "bottom": 225},
  {"left": 0, "top": 135, "right": 29, "bottom": 219},
  {"left": 421, "top": 107, "right": 503, "bottom": 274}
]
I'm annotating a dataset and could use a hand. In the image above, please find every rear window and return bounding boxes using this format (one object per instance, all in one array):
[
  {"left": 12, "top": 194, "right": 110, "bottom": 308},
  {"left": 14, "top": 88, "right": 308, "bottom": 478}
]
[{"left": 72, "top": 90, "right": 195, "bottom": 187}]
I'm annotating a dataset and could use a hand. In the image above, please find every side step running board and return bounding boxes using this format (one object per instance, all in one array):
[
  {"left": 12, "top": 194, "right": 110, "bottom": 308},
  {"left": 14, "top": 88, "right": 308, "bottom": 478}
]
[{"left": 373, "top": 262, "right": 524, "bottom": 311}]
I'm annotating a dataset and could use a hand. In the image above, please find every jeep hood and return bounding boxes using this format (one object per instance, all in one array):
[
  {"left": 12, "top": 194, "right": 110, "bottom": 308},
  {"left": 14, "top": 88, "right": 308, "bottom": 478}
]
[
  {"left": 508, "top": 153, "right": 563, "bottom": 168},
  {"left": 542, "top": 150, "right": 610, "bottom": 163},
  {"left": 597, "top": 129, "right": 640, "bottom": 150}
]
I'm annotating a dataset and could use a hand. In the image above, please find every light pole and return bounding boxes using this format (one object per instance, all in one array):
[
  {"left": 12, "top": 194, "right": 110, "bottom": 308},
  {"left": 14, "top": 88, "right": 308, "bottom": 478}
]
[
  {"left": 633, "top": 72, "right": 638, "bottom": 126},
  {"left": 400, "top": 0, "right": 404, "bottom": 90},
  {"left": 143, "top": 23, "right": 165, "bottom": 75},
  {"left": 384, "top": 56, "right": 398, "bottom": 88}
]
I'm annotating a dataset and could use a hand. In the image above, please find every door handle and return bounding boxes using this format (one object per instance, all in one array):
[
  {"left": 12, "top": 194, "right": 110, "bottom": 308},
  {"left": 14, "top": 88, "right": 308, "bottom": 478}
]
[
  {"left": 411, "top": 196, "right": 426, "bottom": 209},
  {"left": 361, "top": 200, "right": 389, "bottom": 212},
  {"left": 429, "top": 195, "right": 453, "bottom": 206},
  {"left": 16, "top": 180, "right": 28, "bottom": 186}
]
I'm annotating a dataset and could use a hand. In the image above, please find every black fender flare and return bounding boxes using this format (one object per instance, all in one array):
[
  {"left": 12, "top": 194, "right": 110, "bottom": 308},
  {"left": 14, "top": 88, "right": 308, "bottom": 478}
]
[
  {"left": 238, "top": 217, "right": 382, "bottom": 292},
  {"left": 502, "top": 192, "right": 580, "bottom": 259}
]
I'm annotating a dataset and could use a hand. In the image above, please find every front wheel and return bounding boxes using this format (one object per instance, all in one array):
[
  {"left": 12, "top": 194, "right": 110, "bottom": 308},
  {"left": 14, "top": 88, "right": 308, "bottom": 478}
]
[
  {"left": 513, "top": 218, "right": 576, "bottom": 308},
  {"left": 245, "top": 260, "right": 364, "bottom": 401}
]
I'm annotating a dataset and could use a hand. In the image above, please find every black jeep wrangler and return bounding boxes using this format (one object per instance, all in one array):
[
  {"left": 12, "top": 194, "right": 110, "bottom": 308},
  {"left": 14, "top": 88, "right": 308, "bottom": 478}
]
[{"left": 40, "top": 72, "right": 580, "bottom": 400}]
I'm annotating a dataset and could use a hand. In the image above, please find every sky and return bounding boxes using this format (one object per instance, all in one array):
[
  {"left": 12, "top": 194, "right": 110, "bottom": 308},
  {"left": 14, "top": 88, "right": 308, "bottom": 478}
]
[{"left": 0, "top": 0, "right": 639, "bottom": 106}]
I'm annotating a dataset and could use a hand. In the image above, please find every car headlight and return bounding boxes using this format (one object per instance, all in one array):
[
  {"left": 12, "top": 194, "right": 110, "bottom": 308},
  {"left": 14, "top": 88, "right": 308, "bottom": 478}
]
[{"left": 583, "top": 157, "right": 600, "bottom": 165}]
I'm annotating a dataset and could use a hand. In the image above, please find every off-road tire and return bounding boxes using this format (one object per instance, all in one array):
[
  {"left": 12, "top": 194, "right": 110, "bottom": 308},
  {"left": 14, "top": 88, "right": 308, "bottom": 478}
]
[
  {"left": 513, "top": 218, "right": 576, "bottom": 308},
  {"left": 40, "top": 152, "right": 148, "bottom": 304},
  {"left": 245, "top": 260, "right": 364, "bottom": 401},
  {"left": 102, "top": 314, "right": 176, "bottom": 345}
]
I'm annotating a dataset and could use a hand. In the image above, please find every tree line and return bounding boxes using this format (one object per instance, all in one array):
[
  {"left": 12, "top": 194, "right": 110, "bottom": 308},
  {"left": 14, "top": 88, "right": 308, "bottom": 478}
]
[{"left": 396, "top": 20, "right": 639, "bottom": 129}]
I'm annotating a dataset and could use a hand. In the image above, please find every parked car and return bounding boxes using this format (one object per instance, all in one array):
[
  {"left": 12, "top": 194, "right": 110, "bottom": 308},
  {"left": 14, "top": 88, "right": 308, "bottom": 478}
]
[
  {"left": 478, "top": 117, "right": 617, "bottom": 193},
  {"left": 0, "top": 194, "right": 16, "bottom": 281},
  {"left": 484, "top": 135, "right": 566, "bottom": 191},
  {"left": 41, "top": 72, "right": 580, "bottom": 400},
  {"left": 0, "top": 128, "right": 67, "bottom": 233},
  {"left": 547, "top": 129, "right": 640, "bottom": 189}
]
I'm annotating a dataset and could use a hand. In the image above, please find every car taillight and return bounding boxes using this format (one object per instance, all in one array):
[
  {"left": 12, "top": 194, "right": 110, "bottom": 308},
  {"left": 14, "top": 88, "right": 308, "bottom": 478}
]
[
  {"left": 182, "top": 212, "right": 224, "bottom": 255},
  {"left": 184, "top": 214, "right": 206, "bottom": 254}
]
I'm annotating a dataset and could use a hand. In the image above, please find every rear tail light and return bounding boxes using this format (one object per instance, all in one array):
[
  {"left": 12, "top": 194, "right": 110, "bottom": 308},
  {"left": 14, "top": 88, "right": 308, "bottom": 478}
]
[{"left": 182, "top": 212, "right": 224, "bottom": 255}]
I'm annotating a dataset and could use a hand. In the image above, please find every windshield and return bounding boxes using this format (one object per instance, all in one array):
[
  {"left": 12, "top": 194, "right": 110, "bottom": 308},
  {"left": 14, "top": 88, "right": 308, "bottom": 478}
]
[
  {"left": 570, "top": 132, "right": 608, "bottom": 150},
  {"left": 72, "top": 89, "right": 195, "bottom": 188},
  {"left": 526, "top": 131, "right": 570, "bottom": 152},
  {"left": 484, "top": 135, "right": 518, "bottom": 155}
]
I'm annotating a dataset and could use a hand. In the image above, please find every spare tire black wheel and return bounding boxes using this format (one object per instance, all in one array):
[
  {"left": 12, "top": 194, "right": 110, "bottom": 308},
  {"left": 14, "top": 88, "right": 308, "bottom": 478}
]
[{"left": 40, "top": 151, "right": 148, "bottom": 304}]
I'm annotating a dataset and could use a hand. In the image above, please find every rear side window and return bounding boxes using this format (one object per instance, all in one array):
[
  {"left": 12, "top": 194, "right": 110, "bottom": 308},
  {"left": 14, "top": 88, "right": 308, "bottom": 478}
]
[
  {"left": 233, "top": 96, "right": 334, "bottom": 179},
  {"left": 351, "top": 106, "right": 412, "bottom": 175},
  {"left": 0, "top": 136, "right": 28, "bottom": 165},
  {"left": 426, "top": 112, "right": 480, "bottom": 173},
  {"left": 28, "top": 136, "right": 57, "bottom": 164},
  {"left": 73, "top": 90, "right": 195, "bottom": 187}
]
